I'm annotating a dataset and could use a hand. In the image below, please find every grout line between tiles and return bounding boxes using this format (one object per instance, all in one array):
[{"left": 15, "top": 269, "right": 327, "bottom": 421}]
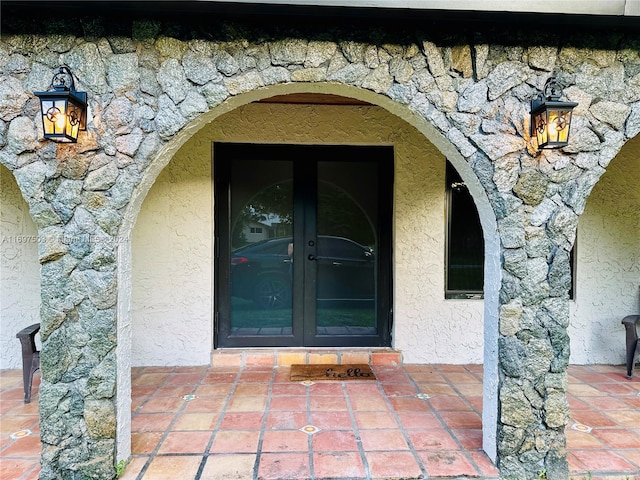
[
  {"left": 193, "top": 367, "right": 243, "bottom": 480},
  {"left": 403, "top": 365, "right": 487, "bottom": 476},
  {"left": 342, "top": 381, "right": 371, "bottom": 480},
  {"left": 133, "top": 367, "right": 225, "bottom": 480},
  {"left": 306, "top": 373, "right": 316, "bottom": 479},
  {"left": 252, "top": 366, "right": 276, "bottom": 480},
  {"left": 133, "top": 367, "right": 183, "bottom": 480},
  {"left": 439, "top": 365, "right": 493, "bottom": 473},
  {"left": 375, "top": 366, "right": 429, "bottom": 479}
]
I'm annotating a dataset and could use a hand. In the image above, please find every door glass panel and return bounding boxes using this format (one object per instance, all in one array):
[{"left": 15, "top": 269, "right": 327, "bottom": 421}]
[
  {"left": 229, "top": 159, "right": 293, "bottom": 335},
  {"left": 217, "top": 144, "right": 390, "bottom": 348},
  {"left": 315, "top": 161, "right": 377, "bottom": 336}
]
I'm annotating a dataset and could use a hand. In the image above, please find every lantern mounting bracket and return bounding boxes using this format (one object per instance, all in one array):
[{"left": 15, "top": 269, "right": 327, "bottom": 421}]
[{"left": 50, "top": 66, "right": 77, "bottom": 91}]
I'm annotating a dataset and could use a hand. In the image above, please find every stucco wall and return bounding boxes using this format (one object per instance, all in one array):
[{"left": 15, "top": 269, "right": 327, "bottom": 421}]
[
  {"left": 3, "top": 118, "right": 637, "bottom": 369},
  {"left": 130, "top": 141, "right": 213, "bottom": 366},
  {"left": 131, "top": 102, "right": 486, "bottom": 365},
  {"left": 0, "top": 164, "right": 41, "bottom": 369},
  {"left": 569, "top": 135, "right": 640, "bottom": 364},
  {"left": 5, "top": 103, "right": 636, "bottom": 369}
]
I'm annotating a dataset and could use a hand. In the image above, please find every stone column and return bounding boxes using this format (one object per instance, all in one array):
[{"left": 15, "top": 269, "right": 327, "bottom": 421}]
[
  {"left": 37, "top": 180, "right": 121, "bottom": 479},
  {"left": 495, "top": 166, "right": 575, "bottom": 479}
]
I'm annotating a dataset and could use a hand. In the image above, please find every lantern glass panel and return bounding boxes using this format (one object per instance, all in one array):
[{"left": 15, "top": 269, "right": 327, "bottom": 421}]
[
  {"left": 40, "top": 98, "right": 69, "bottom": 137},
  {"left": 557, "top": 109, "right": 572, "bottom": 144},
  {"left": 547, "top": 109, "right": 564, "bottom": 144},
  {"left": 65, "top": 100, "right": 84, "bottom": 142},
  {"left": 534, "top": 110, "right": 548, "bottom": 147}
]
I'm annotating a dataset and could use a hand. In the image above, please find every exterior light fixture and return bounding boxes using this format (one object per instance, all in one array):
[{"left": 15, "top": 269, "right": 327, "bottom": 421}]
[
  {"left": 530, "top": 76, "right": 577, "bottom": 149},
  {"left": 34, "top": 66, "right": 87, "bottom": 143}
]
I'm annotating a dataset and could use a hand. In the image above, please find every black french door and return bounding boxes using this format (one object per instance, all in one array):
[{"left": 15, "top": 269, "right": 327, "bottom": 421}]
[{"left": 214, "top": 143, "right": 392, "bottom": 348}]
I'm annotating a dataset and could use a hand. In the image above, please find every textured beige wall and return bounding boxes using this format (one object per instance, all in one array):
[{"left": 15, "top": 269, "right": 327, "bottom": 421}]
[
  {"left": 4, "top": 104, "right": 635, "bottom": 368},
  {"left": 131, "top": 102, "right": 485, "bottom": 365},
  {"left": 131, "top": 142, "right": 213, "bottom": 366},
  {"left": 569, "top": 135, "right": 640, "bottom": 364},
  {"left": 0, "top": 164, "right": 41, "bottom": 369}
]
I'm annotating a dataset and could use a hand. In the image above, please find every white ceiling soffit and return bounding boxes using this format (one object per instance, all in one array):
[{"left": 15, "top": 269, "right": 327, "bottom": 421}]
[{"left": 196, "top": 0, "right": 640, "bottom": 16}]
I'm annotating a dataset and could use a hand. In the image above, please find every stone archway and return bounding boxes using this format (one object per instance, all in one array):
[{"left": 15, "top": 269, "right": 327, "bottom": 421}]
[
  {"left": 1, "top": 24, "right": 639, "bottom": 478},
  {"left": 115, "top": 82, "right": 502, "bottom": 464}
]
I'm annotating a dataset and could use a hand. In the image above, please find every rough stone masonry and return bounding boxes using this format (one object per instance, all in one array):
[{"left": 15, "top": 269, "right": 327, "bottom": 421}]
[{"left": 1, "top": 15, "right": 639, "bottom": 479}]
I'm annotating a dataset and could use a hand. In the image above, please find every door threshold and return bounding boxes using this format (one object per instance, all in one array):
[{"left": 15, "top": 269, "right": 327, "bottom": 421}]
[{"left": 211, "top": 348, "right": 402, "bottom": 367}]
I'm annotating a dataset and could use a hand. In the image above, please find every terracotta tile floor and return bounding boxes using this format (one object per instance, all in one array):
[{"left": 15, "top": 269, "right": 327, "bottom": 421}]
[{"left": 1, "top": 364, "right": 639, "bottom": 479}]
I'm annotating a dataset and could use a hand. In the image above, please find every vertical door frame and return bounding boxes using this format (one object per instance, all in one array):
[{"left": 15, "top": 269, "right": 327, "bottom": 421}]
[{"left": 214, "top": 142, "right": 393, "bottom": 348}]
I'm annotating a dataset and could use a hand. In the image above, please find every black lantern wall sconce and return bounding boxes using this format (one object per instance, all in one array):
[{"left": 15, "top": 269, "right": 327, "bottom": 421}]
[
  {"left": 34, "top": 66, "right": 87, "bottom": 143},
  {"left": 530, "top": 76, "right": 577, "bottom": 149}
]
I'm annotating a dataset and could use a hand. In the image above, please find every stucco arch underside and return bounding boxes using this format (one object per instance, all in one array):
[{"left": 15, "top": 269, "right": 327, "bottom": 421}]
[
  {"left": 118, "top": 83, "right": 500, "bottom": 362},
  {"left": 121, "top": 78, "right": 640, "bottom": 368},
  {"left": 117, "top": 76, "right": 640, "bottom": 467},
  {"left": 118, "top": 81, "right": 503, "bottom": 460}
]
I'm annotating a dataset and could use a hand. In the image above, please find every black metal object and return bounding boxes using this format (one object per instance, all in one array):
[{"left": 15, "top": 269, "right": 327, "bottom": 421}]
[
  {"left": 622, "top": 315, "right": 640, "bottom": 380},
  {"left": 530, "top": 76, "right": 578, "bottom": 150},
  {"left": 34, "top": 66, "right": 87, "bottom": 143},
  {"left": 214, "top": 143, "right": 393, "bottom": 349},
  {"left": 16, "top": 323, "right": 41, "bottom": 403}
]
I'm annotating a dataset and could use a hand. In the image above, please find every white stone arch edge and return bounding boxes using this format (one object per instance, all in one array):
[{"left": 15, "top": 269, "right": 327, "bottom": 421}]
[{"left": 115, "top": 81, "right": 501, "bottom": 462}]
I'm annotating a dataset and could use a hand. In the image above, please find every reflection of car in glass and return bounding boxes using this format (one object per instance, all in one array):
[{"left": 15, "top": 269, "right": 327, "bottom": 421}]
[{"left": 231, "top": 236, "right": 375, "bottom": 308}]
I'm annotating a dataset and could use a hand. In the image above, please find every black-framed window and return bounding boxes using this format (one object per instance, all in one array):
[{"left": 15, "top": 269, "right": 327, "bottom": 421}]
[
  {"left": 445, "top": 161, "right": 484, "bottom": 299},
  {"left": 569, "top": 240, "right": 576, "bottom": 300},
  {"left": 444, "top": 161, "right": 577, "bottom": 300}
]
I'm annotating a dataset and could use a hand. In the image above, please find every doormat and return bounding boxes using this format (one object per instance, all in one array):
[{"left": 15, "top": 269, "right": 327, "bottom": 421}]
[{"left": 290, "top": 364, "right": 376, "bottom": 382}]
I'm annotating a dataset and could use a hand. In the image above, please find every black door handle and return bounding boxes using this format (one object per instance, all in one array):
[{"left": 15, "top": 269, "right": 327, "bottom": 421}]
[{"left": 308, "top": 254, "right": 317, "bottom": 261}]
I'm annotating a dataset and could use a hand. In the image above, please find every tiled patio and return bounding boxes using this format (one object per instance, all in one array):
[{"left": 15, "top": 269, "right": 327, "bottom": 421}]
[{"left": 1, "top": 363, "right": 639, "bottom": 479}]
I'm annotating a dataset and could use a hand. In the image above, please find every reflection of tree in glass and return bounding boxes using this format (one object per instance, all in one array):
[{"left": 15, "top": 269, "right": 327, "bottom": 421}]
[
  {"left": 232, "top": 182, "right": 293, "bottom": 249},
  {"left": 231, "top": 222, "right": 248, "bottom": 248},
  {"left": 318, "top": 184, "right": 374, "bottom": 248}
]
